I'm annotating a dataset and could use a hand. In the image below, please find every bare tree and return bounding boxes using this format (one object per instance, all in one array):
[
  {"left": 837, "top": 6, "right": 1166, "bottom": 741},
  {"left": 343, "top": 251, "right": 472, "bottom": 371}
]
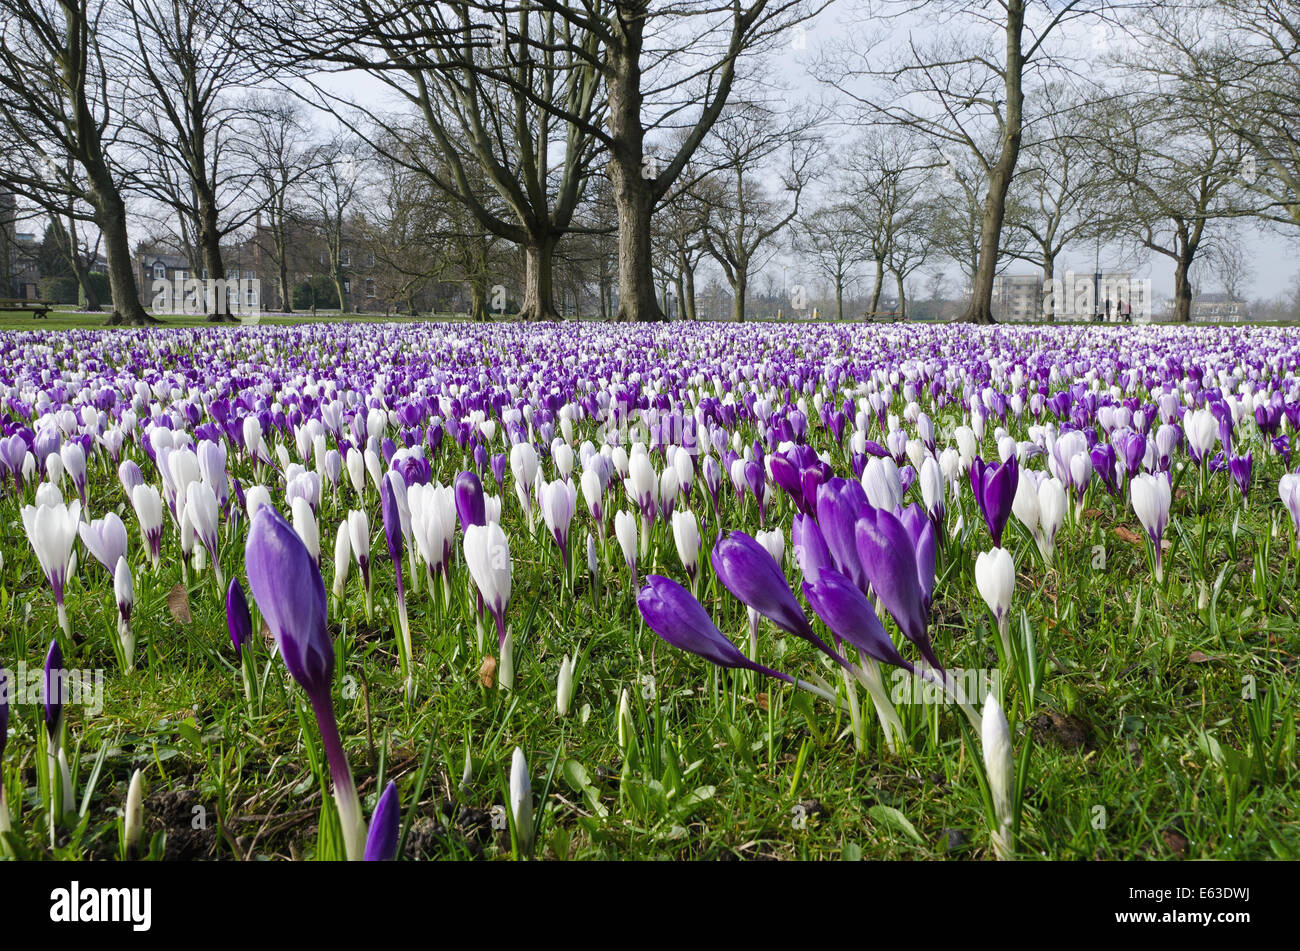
[
  {"left": 700, "top": 102, "right": 819, "bottom": 321},
  {"left": 828, "top": 1, "right": 1116, "bottom": 323},
  {"left": 112, "top": 0, "right": 264, "bottom": 318},
  {"left": 304, "top": 139, "right": 365, "bottom": 315},
  {"left": 1007, "top": 85, "right": 1112, "bottom": 318},
  {"left": 244, "top": 96, "right": 318, "bottom": 313},
  {"left": 794, "top": 202, "right": 862, "bottom": 320},
  {"left": 1095, "top": 78, "right": 1251, "bottom": 323},
  {"left": 0, "top": 0, "right": 150, "bottom": 323},
  {"left": 1139, "top": 0, "right": 1300, "bottom": 232}
]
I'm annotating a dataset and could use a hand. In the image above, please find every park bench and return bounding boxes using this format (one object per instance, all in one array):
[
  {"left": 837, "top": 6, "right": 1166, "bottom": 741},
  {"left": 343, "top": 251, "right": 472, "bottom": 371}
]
[{"left": 0, "top": 298, "right": 55, "bottom": 319}]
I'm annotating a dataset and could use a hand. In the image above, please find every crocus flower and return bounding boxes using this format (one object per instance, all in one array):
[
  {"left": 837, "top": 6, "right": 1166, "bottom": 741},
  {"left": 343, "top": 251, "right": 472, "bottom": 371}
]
[
  {"left": 131, "top": 484, "right": 164, "bottom": 569},
  {"left": 1131, "top": 472, "right": 1172, "bottom": 582},
  {"left": 226, "top": 577, "right": 252, "bottom": 663},
  {"left": 712, "top": 530, "right": 820, "bottom": 645},
  {"left": 363, "top": 781, "right": 400, "bottom": 861},
  {"left": 637, "top": 575, "right": 790, "bottom": 680},
  {"left": 969, "top": 455, "right": 1018, "bottom": 547},
  {"left": 615, "top": 510, "right": 638, "bottom": 585},
  {"left": 22, "top": 499, "right": 81, "bottom": 636},
  {"left": 556, "top": 655, "right": 575, "bottom": 717},
  {"left": 1228, "top": 453, "right": 1252, "bottom": 502},
  {"left": 509, "top": 747, "right": 534, "bottom": 855},
  {"left": 78, "top": 512, "right": 128, "bottom": 574},
  {"left": 381, "top": 471, "right": 412, "bottom": 683},
  {"left": 124, "top": 770, "right": 144, "bottom": 857},
  {"left": 671, "top": 509, "right": 701, "bottom": 592},
  {"left": 1280, "top": 474, "right": 1300, "bottom": 544},
  {"left": 1036, "top": 477, "right": 1067, "bottom": 562},
  {"left": 982, "top": 693, "right": 1015, "bottom": 861},
  {"left": 815, "top": 478, "right": 870, "bottom": 591},
  {"left": 291, "top": 497, "right": 320, "bottom": 570},
  {"left": 244, "top": 505, "right": 365, "bottom": 861},
  {"left": 855, "top": 505, "right": 942, "bottom": 670},
  {"left": 510, "top": 442, "right": 539, "bottom": 530},
  {"left": 332, "top": 520, "right": 351, "bottom": 602},
  {"left": 454, "top": 470, "right": 486, "bottom": 531},
  {"left": 541, "top": 478, "right": 578, "bottom": 566},
  {"left": 802, "top": 568, "right": 911, "bottom": 671},
  {"left": 115, "top": 557, "right": 135, "bottom": 670},
  {"left": 465, "top": 521, "right": 512, "bottom": 647},
  {"left": 347, "top": 509, "right": 373, "bottom": 617},
  {"left": 975, "top": 547, "right": 1015, "bottom": 659}
]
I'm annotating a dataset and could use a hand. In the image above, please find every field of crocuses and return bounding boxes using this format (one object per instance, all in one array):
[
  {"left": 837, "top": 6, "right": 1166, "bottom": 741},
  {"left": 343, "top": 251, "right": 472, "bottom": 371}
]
[{"left": 1, "top": 319, "right": 1298, "bottom": 861}]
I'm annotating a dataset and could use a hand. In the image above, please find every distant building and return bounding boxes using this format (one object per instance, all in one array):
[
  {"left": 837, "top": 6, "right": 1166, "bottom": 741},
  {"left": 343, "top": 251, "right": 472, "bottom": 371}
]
[
  {"left": 1175, "top": 292, "right": 1250, "bottom": 323},
  {"left": 992, "top": 273, "right": 1042, "bottom": 322}
]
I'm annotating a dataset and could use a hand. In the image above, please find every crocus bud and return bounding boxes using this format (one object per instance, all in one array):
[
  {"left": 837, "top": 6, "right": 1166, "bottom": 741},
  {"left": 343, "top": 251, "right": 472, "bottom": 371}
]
[
  {"left": 124, "top": 769, "right": 144, "bottom": 857},
  {"left": 226, "top": 577, "right": 252, "bottom": 662},
  {"left": 292, "top": 496, "right": 320, "bottom": 567},
  {"left": 614, "top": 510, "right": 637, "bottom": 580},
  {"left": 617, "top": 687, "right": 633, "bottom": 750},
  {"left": 981, "top": 693, "right": 1015, "bottom": 860},
  {"left": 509, "top": 747, "right": 533, "bottom": 853},
  {"left": 332, "top": 520, "right": 351, "bottom": 599},
  {"left": 115, "top": 557, "right": 135, "bottom": 669},
  {"left": 363, "top": 781, "right": 400, "bottom": 861},
  {"left": 671, "top": 509, "right": 700, "bottom": 587},
  {"left": 975, "top": 547, "right": 1015, "bottom": 622},
  {"left": 245, "top": 505, "right": 365, "bottom": 861},
  {"left": 556, "top": 655, "right": 574, "bottom": 717}
]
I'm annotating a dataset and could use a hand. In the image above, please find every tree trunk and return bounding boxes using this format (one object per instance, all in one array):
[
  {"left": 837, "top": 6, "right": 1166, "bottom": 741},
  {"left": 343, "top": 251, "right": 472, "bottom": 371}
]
[
  {"left": 895, "top": 272, "right": 905, "bottom": 320},
  {"left": 606, "top": 24, "right": 664, "bottom": 323},
  {"left": 1172, "top": 251, "right": 1194, "bottom": 323},
  {"left": 332, "top": 269, "right": 348, "bottom": 315},
  {"left": 1041, "top": 250, "right": 1055, "bottom": 321},
  {"left": 277, "top": 231, "right": 292, "bottom": 313},
  {"left": 519, "top": 234, "right": 560, "bottom": 320},
  {"left": 200, "top": 215, "right": 232, "bottom": 322},
  {"left": 90, "top": 184, "right": 150, "bottom": 325},
  {"left": 682, "top": 256, "right": 697, "bottom": 320},
  {"left": 51, "top": 216, "right": 101, "bottom": 311},
  {"left": 731, "top": 269, "right": 748, "bottom": 322},
  {"left": 835, "top": 277, "right": 844, "bottom": 321},
  {"left": 469, "top": 279, "right": 488, "bottom": 321},
  {"left": 960, "top": 0, "right": 1025, "bottom": 325},
  {"left": 870, "top": 260, "right": 885, "bottom": 316}
]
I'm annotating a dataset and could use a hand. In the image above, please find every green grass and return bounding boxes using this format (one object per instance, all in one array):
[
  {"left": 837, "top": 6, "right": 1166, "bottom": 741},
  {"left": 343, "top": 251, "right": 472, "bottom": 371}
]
[{"left": 0, "top": 345, "right": 1296, "bottom": 862}]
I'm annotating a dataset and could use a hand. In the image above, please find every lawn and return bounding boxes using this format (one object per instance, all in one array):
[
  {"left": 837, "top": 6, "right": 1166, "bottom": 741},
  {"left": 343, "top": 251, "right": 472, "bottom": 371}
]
[{"left": 0, "top": 319, "right": 1296, "bottom": 861}]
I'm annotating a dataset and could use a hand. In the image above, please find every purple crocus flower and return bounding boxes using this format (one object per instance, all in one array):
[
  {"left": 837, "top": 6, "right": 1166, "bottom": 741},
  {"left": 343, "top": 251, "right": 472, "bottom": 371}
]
[
  {"left": 363, "top": 781, "right": 401, "bottom": 861},
  {"left": 791, "top": 512, "right": 832, "bottom": 582},
  {"left": 454, "top": 470, "right": 486, "bottom": 531},
  {"left": 855, "top": 506, "right": 943, "bottom": 670},
  {"left": 637, "top": 576, "right": 791, "bottom": 681},
  {"left": 44, "top": 639, "right": 64, "bottom": 740},
  {"left": 244, "top": 504, "right": 366, "bottom": 859},
  {"left": 712, "top": 531, "right": 815, "bottom": 640},
  {"left": 968, "top": 455, "right": 1018, "bottom": 547},
  {"left": 1228, "top": 453, "right": 1252, "bottom": 501},
  {"left": 802, "top": 567, "right": 913, "bottom": 671},
  {"left": 226, "top": 577, "right": 252, "bottom": 661},
  {"left": 381, "top": 471, "right": 406, "bottom": 601},
  {"left": 815, "top": 478, "right": 870, "bottom": 591}
]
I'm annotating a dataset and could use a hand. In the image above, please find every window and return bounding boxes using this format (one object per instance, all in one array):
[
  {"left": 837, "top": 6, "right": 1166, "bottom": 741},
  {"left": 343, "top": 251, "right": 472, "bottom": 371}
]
[
  {"left": 365, "top": 251, "right": 375, "bottom": 268},
  {"left": 152, "top": 261, "right": 166, "bottom": 280},
  {"left": 365, "top": 279, "right": 376, "bottom": 298},
  {"left": 246, "top": 284, "right": 258, "bottom": 306},
  {"left": 340, "top": 248, "right": 351, "bottom": 267}
]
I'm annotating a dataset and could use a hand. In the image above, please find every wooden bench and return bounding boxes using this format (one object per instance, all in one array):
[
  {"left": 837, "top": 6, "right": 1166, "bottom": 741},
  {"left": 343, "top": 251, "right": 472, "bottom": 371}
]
[{"left": 0, "top": 298, "right": 55, "bottom": 319}]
